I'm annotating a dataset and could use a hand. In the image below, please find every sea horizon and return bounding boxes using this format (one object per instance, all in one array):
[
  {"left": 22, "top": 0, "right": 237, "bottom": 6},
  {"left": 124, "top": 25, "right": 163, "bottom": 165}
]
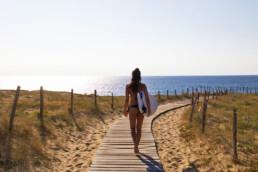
[{"left": 1, "top": 75, "right": 258, "bottom": 96}]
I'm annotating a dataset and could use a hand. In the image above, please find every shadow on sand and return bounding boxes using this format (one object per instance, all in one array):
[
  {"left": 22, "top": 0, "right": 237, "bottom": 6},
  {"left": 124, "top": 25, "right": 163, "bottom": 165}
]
[
  {"left": 136, "top": 153, "right": 199, "bottom": 172},
  {"left": 136, "top": 153, "right": 163, "bottom": 171},
  {"left": 182, "top": 168, "right": 199, "bottom": 172}
]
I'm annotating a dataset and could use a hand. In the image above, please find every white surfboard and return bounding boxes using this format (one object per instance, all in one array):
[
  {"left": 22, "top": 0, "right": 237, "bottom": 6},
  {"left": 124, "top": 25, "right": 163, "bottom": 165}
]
[{"left": 137, "top": 91, "right": 158, "bottom": 116}]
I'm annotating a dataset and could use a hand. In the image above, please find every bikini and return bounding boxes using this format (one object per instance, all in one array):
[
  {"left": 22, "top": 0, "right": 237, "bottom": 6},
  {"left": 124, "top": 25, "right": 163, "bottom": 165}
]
[{"left": 127, "top": 104, "right": 139, "bottom": 112}]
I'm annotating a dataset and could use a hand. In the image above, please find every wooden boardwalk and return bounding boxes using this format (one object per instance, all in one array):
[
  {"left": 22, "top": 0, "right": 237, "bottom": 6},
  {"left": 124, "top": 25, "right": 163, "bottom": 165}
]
[{"left": 90, "top": 100, "right": 190, "bottom": 172}]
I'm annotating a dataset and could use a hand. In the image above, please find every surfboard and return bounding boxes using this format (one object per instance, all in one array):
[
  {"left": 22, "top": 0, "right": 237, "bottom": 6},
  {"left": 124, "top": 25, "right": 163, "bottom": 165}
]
[{"left": 137, "top": 91, "right": 158, "bottom": 116}]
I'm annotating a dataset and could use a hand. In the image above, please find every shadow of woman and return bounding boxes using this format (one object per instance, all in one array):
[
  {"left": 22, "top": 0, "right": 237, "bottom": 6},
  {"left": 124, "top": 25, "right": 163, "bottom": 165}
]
[
  {"left": 136, "top": 153, "right": 164, "bottom": 172},
  {"left": 182, "top": 168, "right": 199, "bottom": 172}
]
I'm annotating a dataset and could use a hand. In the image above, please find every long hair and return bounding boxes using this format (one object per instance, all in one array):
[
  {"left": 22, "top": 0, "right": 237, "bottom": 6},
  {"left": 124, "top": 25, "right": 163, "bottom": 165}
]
[{"left": 129, "top": 68, "right": 141, "bottom": 93}]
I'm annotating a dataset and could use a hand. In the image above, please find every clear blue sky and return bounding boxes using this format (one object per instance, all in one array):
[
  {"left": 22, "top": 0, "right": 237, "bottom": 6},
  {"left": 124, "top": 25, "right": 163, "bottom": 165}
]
[{"left": 1, "top": 0, "right": 257, "bottom": 76}]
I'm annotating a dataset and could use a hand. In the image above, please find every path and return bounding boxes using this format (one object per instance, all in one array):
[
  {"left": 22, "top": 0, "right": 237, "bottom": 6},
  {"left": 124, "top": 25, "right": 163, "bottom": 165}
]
[{"left": 89, "top": 99, "right": 191, "bottom": 172}]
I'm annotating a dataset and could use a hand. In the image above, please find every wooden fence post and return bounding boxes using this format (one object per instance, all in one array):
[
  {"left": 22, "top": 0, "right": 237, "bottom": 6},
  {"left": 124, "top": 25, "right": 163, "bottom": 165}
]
[
  {"left": 182, "top": 89, "right": 184, "bottom": 95},
  {"left": 9, "top": 86, "right": 21, "bottom": 131},
  {"left": 233, "top": 108, "right": 238, "bottom": 161},
  {"left": 167, "top": 90, "right": 169, "bottom": 99},
  {"left": 192, "top": 87, "right": 194, "bottom": 94},
  {"left": 196, "top": 88, "right": 198, "bottom": 94},
  {"left": 187, "top": 88, "right": 189, "bottom": 95},
  {"left": 40, "top": 86, "right": 44, "bottom": 127},
  {"left": 158, "top": 91, "right": 160, "bottom": 100},
  {"left": 197, "top": 93, "right": 200, "bottom": 105},
  {"left": 34, "top": 86, "right": 45, "bottom": 130},
  {"left": 202, "top": 99, "right": 207, "bottom": 133},
  {"left": 174, "top": 89, "right": 177, "bottom": 96},
  {"left": 111, "top": 92, "right": 114, "bottom": 109},
  {"left": 191, "top": 92, "right": 194, "bottom": 105},
  {"left": 189, "top": 96, "right": 197, "bottom": 124},
  {"left": 70, "top": 89, "right": 73, "bottom": 113},
  {"left": 94, "top": 90, "right": 97, "bottom": 107},
  {"left": 68, "top": 89, "right": 74, "bottom": 116}
]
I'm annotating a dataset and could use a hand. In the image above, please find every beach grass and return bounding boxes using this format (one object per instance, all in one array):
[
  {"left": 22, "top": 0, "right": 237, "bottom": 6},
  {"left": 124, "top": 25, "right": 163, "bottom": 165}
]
[
  {"left": 181, "top": 93, "right": 258, "bottom": 171},
  {"left": 0, "top": 89, "right": 190, "bottom": 170}
]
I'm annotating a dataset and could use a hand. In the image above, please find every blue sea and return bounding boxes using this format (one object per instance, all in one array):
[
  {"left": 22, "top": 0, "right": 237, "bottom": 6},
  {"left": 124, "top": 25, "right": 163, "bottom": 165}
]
[{"left": 0, "top": 76, "right": 258, "bottom": 96}]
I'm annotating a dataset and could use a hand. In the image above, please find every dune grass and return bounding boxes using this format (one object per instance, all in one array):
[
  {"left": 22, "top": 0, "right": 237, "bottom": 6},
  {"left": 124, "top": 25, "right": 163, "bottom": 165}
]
[
  {"left": 0, "top": 89, "right": 190, "bottom": 171},
  {"left": 181, "top": 93, "right": 258, "bottom": 171}
]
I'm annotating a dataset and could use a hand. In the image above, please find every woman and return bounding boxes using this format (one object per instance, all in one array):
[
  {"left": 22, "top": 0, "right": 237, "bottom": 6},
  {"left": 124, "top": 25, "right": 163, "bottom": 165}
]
[{"left": 124, "top": 68, "right": 151, "bottom": 153}]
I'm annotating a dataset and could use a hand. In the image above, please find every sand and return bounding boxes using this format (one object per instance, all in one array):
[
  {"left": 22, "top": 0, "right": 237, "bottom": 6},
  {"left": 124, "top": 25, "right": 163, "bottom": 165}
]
[
  {"left": 152, "top": 107, "right": 247, "bottom": 172},
  {"left": 35, "top": 113, "right": 121, "bottom": 172}
]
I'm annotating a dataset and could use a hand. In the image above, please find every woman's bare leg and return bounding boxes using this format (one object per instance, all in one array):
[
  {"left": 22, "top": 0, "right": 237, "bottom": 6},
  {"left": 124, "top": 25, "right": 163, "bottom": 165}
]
[
  {"left": 135, "top": 112, "right": 144, "bottom": 153},
  {"left": 129, "top": 108, "right": 137, "bottom": 148}
]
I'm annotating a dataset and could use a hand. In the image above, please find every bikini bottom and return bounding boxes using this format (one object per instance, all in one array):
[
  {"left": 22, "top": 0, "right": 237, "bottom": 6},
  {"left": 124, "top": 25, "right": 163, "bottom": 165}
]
[{"left": 127, "top": 104, "right": 138, "bottom": 112}]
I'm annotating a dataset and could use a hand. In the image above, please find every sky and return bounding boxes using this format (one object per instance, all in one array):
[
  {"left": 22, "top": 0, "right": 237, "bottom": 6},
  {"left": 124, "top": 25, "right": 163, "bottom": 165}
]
[{"left": 0, "top": 0, "right": 258, "bottom": 76}]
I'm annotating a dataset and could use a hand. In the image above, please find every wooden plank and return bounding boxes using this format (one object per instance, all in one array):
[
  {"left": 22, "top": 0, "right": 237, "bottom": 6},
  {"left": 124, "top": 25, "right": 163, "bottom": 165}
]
[
  {"left": 106, "top": 133, "right": 153, "bottom": 135},
  {"left": 93, "top": 156, "right": 161, "bottom": 160},
  {"left": 90, "top": 164, "right": 163, "bottom": 168},
  {"left": 96, "top": 152, "right": 159, "bottom": 156},
  {"left": 101, "top": 142, "right": 155, "bottom": 145},
  {"left": 101, "top": 142, "right": 154, "bottom": 144},
  {"left": 99, "top": 146, "right": 156, "bottom": 148},
  {"left": 104, "top": 138, "right": 154, "bottom": 140},
  {"left": 93, "top": 159, "right": 160, "bottom": 163},
  {"left": 89, "top": 168, "right": 162, "bottom": 171},
  {"left": 96, "top": 150, "right": 157, "bottom": 155},
  {"left": 99, "top": 146, "right": 156, "bottom": 149},
  {"left": 92, "top": 160, "right": 161, "bottom": 165},
  {"left": 105, "top": 135, "right": 152, "bottom": 138},
  {"left": 102, "top": 139, "right": 154, "bottom": 142}
]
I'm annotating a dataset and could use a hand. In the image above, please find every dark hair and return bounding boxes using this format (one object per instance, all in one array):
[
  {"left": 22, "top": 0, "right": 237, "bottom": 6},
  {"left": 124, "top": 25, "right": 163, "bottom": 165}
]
[{"left": 129, "top": 68, "right": 141, "bottom": 93}]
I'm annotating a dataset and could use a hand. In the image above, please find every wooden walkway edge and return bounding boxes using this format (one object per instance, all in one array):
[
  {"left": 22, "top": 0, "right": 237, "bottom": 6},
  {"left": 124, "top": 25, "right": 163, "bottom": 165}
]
[{"left": 89, "top": 100, "right": 191, "bottom": 172}]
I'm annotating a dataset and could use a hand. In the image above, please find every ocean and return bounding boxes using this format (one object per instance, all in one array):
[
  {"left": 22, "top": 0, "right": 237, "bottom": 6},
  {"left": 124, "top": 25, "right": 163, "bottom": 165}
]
[{"left": 0, "top": 76, "right": 258, "bottom": 96}]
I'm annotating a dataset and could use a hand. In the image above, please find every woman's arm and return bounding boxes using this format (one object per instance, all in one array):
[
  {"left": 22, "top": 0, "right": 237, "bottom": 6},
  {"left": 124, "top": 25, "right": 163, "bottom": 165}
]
[
  {"left": 143, "top": 84, "right": 151, "bottom": 117},
  {"left": 124, "top": 85, "right": 129, "bottom": 117}
]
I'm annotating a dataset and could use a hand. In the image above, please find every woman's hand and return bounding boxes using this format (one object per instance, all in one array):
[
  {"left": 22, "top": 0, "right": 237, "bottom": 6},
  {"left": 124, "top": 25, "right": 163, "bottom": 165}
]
[{"left": 124, "top": 110, "right": 128, "bottom": 117}]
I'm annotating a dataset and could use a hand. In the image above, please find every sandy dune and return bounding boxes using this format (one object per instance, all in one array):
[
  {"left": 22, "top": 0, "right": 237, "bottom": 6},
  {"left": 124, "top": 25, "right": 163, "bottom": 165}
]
[
  {"left": 35, "top": 113, "right": 121, "bottom": 172},
  {"left": 152, "top": 107, "right": 247, "bottom": 171}
]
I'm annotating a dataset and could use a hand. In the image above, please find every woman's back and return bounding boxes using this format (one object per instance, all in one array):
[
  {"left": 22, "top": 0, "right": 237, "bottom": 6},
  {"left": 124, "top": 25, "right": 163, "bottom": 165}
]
[{"left": 127, "top": 83, "right": 146, "bottom": 105}]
